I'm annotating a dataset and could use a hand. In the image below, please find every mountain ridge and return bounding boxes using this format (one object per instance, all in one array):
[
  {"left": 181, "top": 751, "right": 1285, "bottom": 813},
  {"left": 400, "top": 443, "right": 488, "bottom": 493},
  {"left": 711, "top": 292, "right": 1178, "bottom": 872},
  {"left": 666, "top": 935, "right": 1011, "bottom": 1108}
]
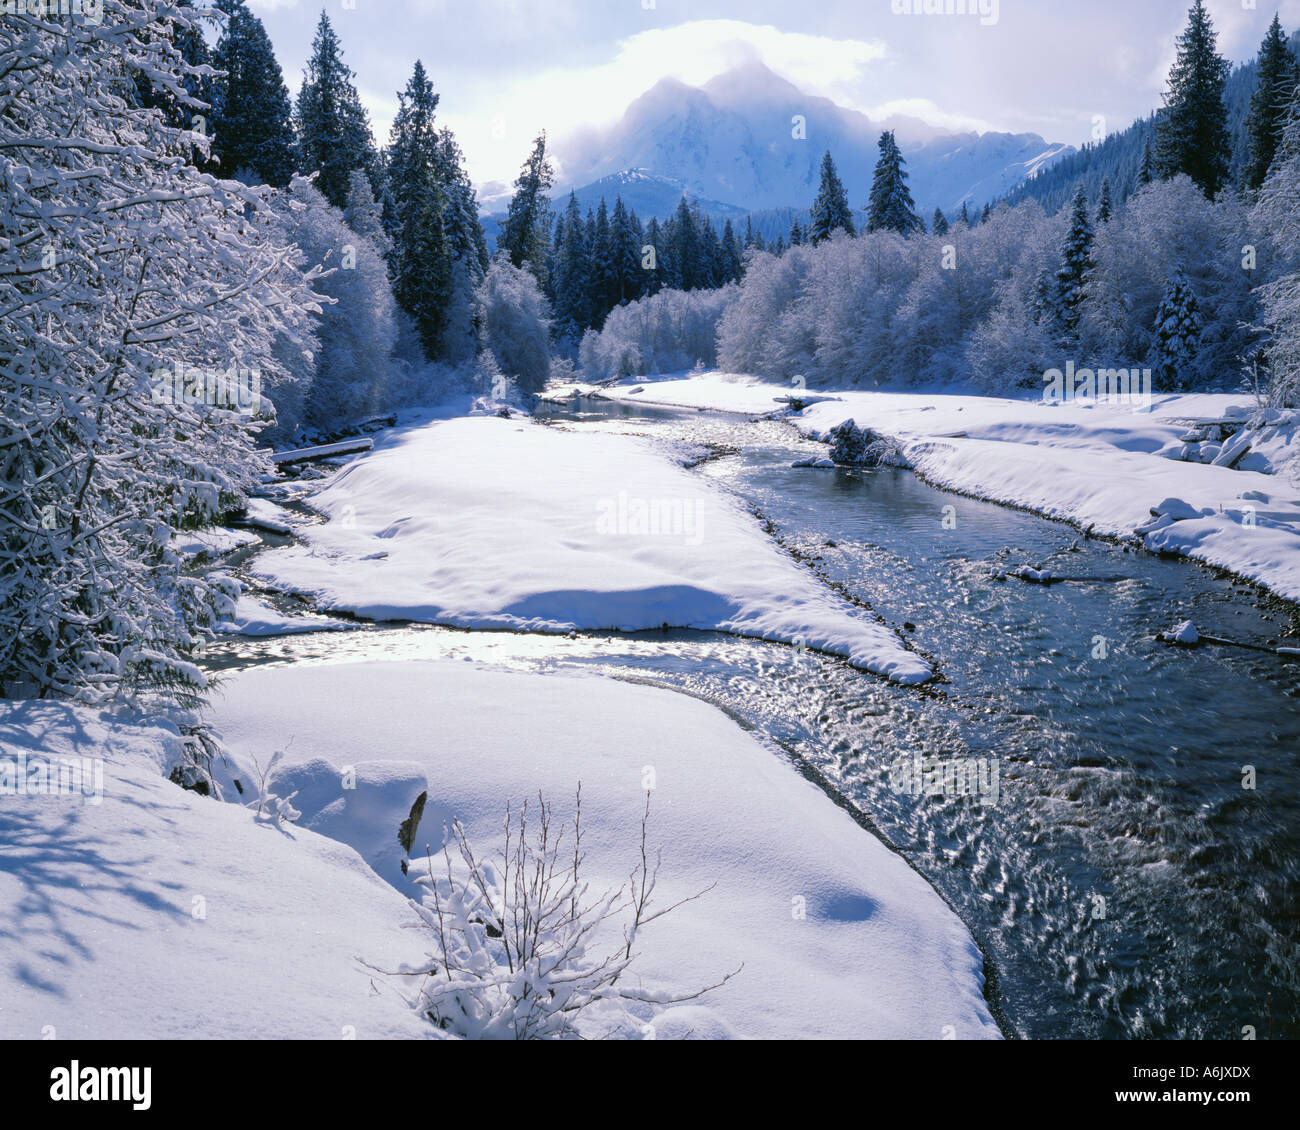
[{"left": 550, "top": 61, "right": 1075, "bottom": 217}]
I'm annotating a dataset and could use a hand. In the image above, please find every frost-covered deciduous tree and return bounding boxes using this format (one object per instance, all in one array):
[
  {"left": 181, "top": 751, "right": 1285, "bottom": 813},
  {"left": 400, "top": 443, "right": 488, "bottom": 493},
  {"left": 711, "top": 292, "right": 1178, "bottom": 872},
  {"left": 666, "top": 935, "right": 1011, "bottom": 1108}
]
[
  {"left": 270, "top": 178, "right": 398, "bottom": 433},
  {"left": 580, "top": 286, "right": 734, "bottom": 379},
  {"left": 343, "top": 168, "right": 391, "bottom": 257},
  {"left": 403, "top": 789, "right": 735, "bottom": 1040},
  {"left": 0, "top": 1, "right": 319, "bottom": 704},
  {"left": 1252, "top": 92, "right": 1300, "bottom": 404},
  {"left": 716, "top": 245, "right": 817, "bottom": 382},
  {"left": 1084, "top": 176, "right": 1256, "bottom": 387},
  {"left": 476, "top": 259, "right": 552, "bottom": 394}
]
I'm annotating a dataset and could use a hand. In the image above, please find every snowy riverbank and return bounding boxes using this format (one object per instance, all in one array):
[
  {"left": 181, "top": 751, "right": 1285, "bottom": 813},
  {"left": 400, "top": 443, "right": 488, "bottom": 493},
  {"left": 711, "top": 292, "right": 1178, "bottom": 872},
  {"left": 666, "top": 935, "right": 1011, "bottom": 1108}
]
[
  {"left": 0, "top": 661, "right": 997, "bottom": 1040},
  {"left": 552, "top": 374, "right": 1300, "bottom": 603},
  {"left": 248, "top": 413, "right": 931, "bottom": 683}
]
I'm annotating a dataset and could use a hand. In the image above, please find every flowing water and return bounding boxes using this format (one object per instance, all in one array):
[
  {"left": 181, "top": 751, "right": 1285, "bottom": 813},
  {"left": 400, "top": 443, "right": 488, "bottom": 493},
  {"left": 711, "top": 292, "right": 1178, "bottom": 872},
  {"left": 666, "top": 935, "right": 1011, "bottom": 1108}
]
[{"left": 207, "top": 398, "right": 1300, "bottom": 1040}]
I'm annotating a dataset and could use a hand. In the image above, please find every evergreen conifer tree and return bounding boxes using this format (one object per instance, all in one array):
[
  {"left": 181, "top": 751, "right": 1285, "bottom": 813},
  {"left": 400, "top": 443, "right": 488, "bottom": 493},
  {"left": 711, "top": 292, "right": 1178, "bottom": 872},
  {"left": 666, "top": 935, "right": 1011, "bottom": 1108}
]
[
  {"left": 1052, "top": 185, "right": 1095, "bottom": 336},
  {"left": 385, "top": 60, "right": 450, "bottom": 359},
  {"left": 1154, "top": 268, "right": 1203, "bottom": 389},
  {"left": 296, "top": 11, "right": 378, "bottom": 208},
  {"left": 1153, "top": 0, "right": 1231, "bottom": 199},
  {"left": 498, "top": 132, "right": 555, "bottom": 289},
  {"left": 1244, "top": 13, "right": 1300, "bottom": 191},
  {"left": 1097, "top": 177, "right": 1114, "bottom": 223},
  {"left": 211, "top": 0, "right": 295, "bottom": 185},
  {"left": 809, "top": 151, "right": 856, "bottom": 243},
  {"left": 866, "top": 131, "right": 923, "bottom": 234}
]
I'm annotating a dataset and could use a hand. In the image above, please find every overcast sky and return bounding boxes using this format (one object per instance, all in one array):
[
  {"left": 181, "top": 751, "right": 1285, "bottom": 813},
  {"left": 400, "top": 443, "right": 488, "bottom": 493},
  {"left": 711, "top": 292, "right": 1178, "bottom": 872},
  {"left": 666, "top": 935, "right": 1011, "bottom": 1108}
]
[{"left": 247, "top": 0, "right": 1300, "bottom": 192}]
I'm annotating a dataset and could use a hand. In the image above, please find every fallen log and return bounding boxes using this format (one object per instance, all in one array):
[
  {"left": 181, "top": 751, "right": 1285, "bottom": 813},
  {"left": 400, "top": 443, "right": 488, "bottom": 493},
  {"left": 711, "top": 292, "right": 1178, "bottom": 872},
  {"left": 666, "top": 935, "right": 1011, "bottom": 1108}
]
[
  {"left": 271, "top": 437, "right": 373, "bottom": 466},
  {"left": 1156, "top": 630, "right": 1278, "bottom": 654}
]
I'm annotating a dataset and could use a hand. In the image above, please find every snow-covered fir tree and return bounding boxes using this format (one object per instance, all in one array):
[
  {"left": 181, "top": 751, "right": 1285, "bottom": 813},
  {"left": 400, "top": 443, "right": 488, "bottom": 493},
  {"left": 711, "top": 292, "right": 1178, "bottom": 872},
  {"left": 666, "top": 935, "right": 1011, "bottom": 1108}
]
[
  {"left": 1153, "top": 267, "right": 1203, "bottom": 390},
  {"left": 211, "top": 0, "right": 296, "bottom": 186},
  {"left": 1097, "top": 178, "right": 1114, "bottom": 223},
  {"left": 809, "top": 151, "right": 856, "bottom": 244},
  {"left": 865, "top": 131, "right": 923, "bottom": 235},
  {"left": 1153, "top": 0, "right": 1231, "bottom": 199},
  {"left": 343, "top": 168, "right": 392, "bottom": 255},
  {"left": 588, "top": 198, "right": 616, "bottom": 324},
  {"left": 932, "top": 208, "right": 950, "bottom": 236},
  {"left": 1051, "top": 185, "right": 1095, "bottom": 336},
  {"left": 722, "top": 218, "right": 743, "bottom": 277},
  {"left": 384, "top": 61, "right": 458, "bottom": 361},
  {"left": 610, "top": 198, "right": 643, "bottom": 307},
  {"left": 1138, "top": 140, "right": 1154, "bottom": 186},
  {"left": 0, "top": 0, "right": 320, "bottom": 705},
  {"left": 643, "top": 216, "right": 667, "bottom": 296},
  {"left": 295, "top": 11, "right": 378, "bottom": 209},
  {"left": 436, "top": 131, "right": 491, "bottom": 366}
]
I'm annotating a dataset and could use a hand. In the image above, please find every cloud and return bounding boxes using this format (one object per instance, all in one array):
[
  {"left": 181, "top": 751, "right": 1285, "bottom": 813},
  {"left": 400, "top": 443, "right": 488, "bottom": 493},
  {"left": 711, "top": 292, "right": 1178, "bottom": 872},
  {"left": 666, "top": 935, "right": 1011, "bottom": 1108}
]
[{"left": 862, "top": 98, "right": 997, "bottom": 137}]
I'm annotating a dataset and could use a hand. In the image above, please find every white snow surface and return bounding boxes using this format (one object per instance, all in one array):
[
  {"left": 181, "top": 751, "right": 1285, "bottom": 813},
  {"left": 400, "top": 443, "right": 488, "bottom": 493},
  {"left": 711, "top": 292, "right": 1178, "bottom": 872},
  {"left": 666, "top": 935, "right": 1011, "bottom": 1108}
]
[
  {"left": 209, "top": 660, "right": 997, "bottom": 1040},
  {"left": 216, "top": 594, "right": 353, "bottom": 637},
  {"left": 250, "top": 415, "right": 930, "bottom": 683},
  {"left": 584, "top": 374, "right": 1300, "bottom": 602},
  {"left": 170, "top": 526, "right": 259, "bottom": 560},
  {"left": 0, "top": 662, "right": 996, "bottom": 1039},
  {"left": 0, "top": 700, "right": 432, "bottom": 1040}
]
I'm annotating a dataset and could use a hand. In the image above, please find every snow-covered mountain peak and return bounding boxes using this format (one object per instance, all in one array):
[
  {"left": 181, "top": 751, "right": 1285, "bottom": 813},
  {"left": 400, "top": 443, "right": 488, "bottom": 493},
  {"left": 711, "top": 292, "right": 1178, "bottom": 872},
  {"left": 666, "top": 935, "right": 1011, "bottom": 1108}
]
[{"left": 554, "top": 63, "right": 1074, "bottom": 217}]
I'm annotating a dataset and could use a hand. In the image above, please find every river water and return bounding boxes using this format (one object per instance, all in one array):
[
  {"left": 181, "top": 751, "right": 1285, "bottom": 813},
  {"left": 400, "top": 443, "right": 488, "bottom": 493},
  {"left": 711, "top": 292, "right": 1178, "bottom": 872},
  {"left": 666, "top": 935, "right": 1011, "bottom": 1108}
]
[{"left": 208, "top": 398, "right": 1300, "bottom": 1040}]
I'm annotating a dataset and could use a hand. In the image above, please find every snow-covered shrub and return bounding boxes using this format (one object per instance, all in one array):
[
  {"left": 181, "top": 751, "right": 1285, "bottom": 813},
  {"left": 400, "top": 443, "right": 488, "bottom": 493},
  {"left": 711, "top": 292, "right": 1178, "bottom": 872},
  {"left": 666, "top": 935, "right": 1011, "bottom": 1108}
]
[
  {"left": 405, "top": 789, "right": 736, "bottom": 1040},
  {"left": 549, "top": 355, "right": 580, "bottom": 385},
  {"left": 475, "top": 258, "right": 552, "bottom": 394},
  {"left": 247, "top": 750, "right": 301, "bottom": 826},
  {"left": 0, "top": 1, "right": 320, "bottom": 705},
  {"left": 268, "top": 177, "right": 398, "bottom": 438},
  {"left": 580, "top": 286, "right": 735, "bottom": 379},
  {"left": 468, "top": 350, "right": 528, "bottom": 416},
  {"left": 828, "top": 420, "right": 902, "bottom": 467}
]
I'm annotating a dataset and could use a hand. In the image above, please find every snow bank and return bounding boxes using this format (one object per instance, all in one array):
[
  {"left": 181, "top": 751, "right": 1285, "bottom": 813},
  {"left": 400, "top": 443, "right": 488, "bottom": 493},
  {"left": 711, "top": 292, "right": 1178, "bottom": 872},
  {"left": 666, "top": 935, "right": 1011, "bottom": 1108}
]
[
  {"left": 171, "top": 526, "right": 259, "bottom": 561},
  {"left": 210, "top": 660, "right": 997, "bottom": 1040},
  {"left": 0, "top": 701, "right": 431, "bottom": 1040},
  {"left": 590, "top": 375, "right": 1300, "bottom": 602},
  {"left": 251, "top": 415, "right": 930, "bottom": 683},
  {"left": 217, "top": 594, "right": 353, "bottom": 637}
]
